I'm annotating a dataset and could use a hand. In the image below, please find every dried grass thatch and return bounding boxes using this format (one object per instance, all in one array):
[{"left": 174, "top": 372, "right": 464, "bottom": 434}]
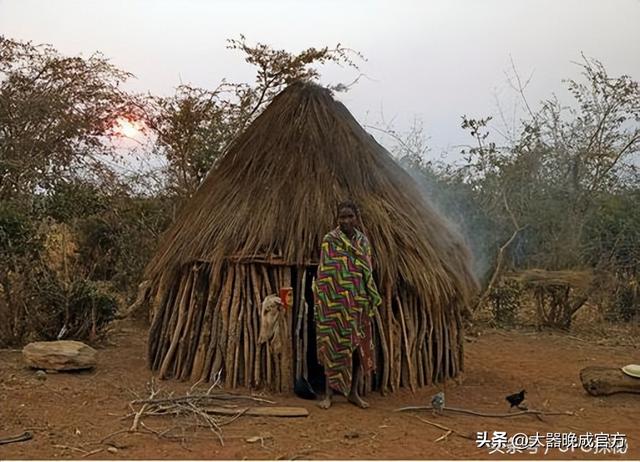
[
  {"left": 144, "top": 81, "right": 478, "bottom": 393},
  {"left": 505, "top": 268, "right": 597, "bottom": 329},
  {"left": 507, "top": 269, "right": 594, "bottom": 291}
]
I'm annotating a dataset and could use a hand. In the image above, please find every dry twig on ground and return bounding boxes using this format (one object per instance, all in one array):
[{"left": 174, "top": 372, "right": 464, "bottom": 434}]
[
  {"left": 119, "top": 377, "right": 301, "bottom": 446},
  {"left": 395, "top": 405, "right": 574, "bottom": 418},
  {"left": 412, "top": 415, "right": 475, "bottom": 440}
]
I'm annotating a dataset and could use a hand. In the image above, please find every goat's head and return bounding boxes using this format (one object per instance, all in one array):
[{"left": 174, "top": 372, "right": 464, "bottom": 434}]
[{"left": 257, "top": 294, "right": 284, "bottom": 345}]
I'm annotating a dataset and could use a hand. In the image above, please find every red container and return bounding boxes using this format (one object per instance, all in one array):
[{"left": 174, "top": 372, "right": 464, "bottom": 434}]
[{"left": 279, "top": 286, "right": 293, "bottom": 309}]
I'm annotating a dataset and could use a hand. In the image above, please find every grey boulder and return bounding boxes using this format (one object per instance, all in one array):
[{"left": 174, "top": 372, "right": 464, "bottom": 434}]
[{"left": 22, "top": 340, "right": 97, "bottom": 371}]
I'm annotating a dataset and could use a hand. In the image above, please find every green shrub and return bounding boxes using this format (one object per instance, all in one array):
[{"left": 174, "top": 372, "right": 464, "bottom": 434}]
[{"left": 28, "top": 271, "right": 118, "bottom": 341}]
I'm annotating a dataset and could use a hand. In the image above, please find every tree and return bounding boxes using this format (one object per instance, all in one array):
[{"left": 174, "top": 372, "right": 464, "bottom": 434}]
[
  {"left": 0, "top": 36, "right": 138, "bottom": 202},
  {"left": 454, "top": 57, "right": 639, "bottom": 270},
  {"left": 0, "top": 37, "right": 146, "bottom": 345},
  {"left": 459, "top": 57, "right": 640, "bottom": 327},
  {"left": 146, "top": 36, "right": 363, "bottom": 197},
  {"left": 378, "top": 56, "right": 639, "bottom": 328}
]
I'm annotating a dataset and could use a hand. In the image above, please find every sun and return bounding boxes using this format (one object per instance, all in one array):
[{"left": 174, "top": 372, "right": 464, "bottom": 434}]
[{"left": 113, "top": 117, "right": 144, "bottom": 139}]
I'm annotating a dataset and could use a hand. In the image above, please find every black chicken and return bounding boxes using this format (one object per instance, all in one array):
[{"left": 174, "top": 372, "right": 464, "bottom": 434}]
[{"left": 505, "top": 390, "right": 527, "bottom": 409}]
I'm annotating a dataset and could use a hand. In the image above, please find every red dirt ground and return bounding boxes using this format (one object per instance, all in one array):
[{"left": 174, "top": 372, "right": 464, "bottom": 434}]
[{"left": 1, "top": 321, "right": 638, "bottom": 460}]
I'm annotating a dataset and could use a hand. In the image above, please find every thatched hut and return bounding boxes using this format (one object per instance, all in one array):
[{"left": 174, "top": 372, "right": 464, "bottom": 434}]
[{"left": 144, "top": 82, "right": 477, "bottom": 394}]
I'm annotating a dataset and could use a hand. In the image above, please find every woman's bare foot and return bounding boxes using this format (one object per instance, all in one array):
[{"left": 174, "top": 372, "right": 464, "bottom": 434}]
[
  {"left": 348, "top": 393, "right": 369, "bottom": 409},
  {"left": 317, "top": 395, "right": 332, "bottom": 409}
]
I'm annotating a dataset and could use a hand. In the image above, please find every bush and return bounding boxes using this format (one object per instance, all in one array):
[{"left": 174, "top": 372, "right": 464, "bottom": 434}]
[
  {"left": 27, "top": 271, "right": 118, "bottom": 342},
  {"left": 0, "top": 202, "right": 123, "bottom": 346},
  {"left": 609, "top": 277, "right": 639, "bottom": 322},
  {"left": 0, "top": 202, "right": 42, "bottom": 264},
  {"left": 37, "top": 181, "right": 108, "bottom": 223},
  {"left": 0, "top": 202, "right": 44, "bottom": 345}
]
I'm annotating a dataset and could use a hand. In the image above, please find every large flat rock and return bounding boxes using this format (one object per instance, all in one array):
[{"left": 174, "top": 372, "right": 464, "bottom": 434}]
[{"left": 22, "top": 340, "right": 97, "bottom": 371}]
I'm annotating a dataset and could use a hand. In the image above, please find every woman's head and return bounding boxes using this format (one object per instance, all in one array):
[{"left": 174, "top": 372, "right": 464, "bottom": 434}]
[{"left": 337, "top": 200, "right": 359, "bottom": 236}]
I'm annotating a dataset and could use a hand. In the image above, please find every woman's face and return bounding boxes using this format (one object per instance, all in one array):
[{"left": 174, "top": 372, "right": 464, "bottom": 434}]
[{"left": 338, "top": 207, "right": 357, "bottom": 235}]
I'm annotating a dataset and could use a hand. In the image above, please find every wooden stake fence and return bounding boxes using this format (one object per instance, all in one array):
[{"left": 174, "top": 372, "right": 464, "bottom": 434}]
[{"left": 148, "top": 261, "right": 464, "bottom": 392}]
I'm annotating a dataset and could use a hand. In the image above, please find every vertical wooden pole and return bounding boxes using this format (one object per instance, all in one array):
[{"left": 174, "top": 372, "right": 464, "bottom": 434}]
[{"left": 159, "top": 269, "right": 194, "bottom": 379}]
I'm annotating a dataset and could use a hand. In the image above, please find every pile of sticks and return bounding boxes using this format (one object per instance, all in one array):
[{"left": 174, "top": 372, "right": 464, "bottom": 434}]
[
  {"left": 147, "top": 260, "right": 463, "bottom": 393},
  {"left": 127, "top": 380, "right": 300, "bottom": 444}
]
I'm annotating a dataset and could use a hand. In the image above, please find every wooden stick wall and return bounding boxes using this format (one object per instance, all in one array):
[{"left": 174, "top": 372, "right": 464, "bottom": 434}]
[{"left": 147, "top": 261, "right": 464, "bottom": 392}]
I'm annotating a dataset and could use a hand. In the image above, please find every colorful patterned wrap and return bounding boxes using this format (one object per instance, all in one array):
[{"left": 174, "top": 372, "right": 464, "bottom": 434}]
[{"left": 313, "top": 227, "right": 382, "bottom": 395}]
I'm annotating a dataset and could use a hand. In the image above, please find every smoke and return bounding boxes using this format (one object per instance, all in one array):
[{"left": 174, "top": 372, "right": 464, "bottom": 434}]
[
  {"left": 403, "top": 158, "right": 495, "bottom": 282},
  {"left": 366, "top": 119, "right": 496, "bottom": 284}
]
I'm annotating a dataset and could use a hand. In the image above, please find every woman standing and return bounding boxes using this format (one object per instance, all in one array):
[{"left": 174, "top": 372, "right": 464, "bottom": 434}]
[{"left": 313, "top": 200, "right": 382, "bottom": 409}]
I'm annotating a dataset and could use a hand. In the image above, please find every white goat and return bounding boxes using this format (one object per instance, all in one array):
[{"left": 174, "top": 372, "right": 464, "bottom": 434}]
[{"left": 257, "top": 294, "right": 286, "bottom": 355}]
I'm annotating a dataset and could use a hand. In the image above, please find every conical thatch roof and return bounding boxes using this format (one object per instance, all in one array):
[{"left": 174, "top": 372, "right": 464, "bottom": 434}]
[{"left": 146, "top": 81, "right": 476, "bottom": 310}]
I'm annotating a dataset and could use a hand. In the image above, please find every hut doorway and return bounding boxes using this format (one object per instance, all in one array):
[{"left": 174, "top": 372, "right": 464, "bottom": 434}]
[{"left": 297, "top": 266, "right": 325, "bottom": 398}]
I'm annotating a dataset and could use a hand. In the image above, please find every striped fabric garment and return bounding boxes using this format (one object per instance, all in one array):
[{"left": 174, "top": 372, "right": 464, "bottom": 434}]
[{"left": 313, "top": 227, "right": 382, "bottom": 395}]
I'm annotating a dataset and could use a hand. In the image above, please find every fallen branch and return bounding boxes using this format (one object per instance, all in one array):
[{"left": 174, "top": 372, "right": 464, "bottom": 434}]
[
  {"left": 138, "top": 423, "right": 183, "bottom": 441},
  {"left": 218, "top": 409, "right": 249, "bottom": 426},
  {"left": 53, "top": 444, "right": 89, "bottom": 454},
  {"left": 185, "top": 401, "right": 224, "bottom": 445},
  {"left": 140, "top": 422, "right": 163, "bottom": 437},
  {"left": 81, "top": 448, "right": 104, "bottom": 458},
  {"left": 120, "top": 382, "right": 295, "bottom": 447},
  {"left": 0, "top": 431, "right": 33, "bottom": 445},
  {"left": 434, "top": 429, "right": 453, "bottom": 442},
  {"left": 98, "top": 428, "right": 129, "bottom": 444},
  {"left": 413, "top": 415, "right": 474, "bottom": 440},
  {"left": 204, "top": 406, "right": 309, "bottom": 417},
  {"left": 131, "top": 393, "right": 275, "bottom": 405},
  {"left": 130, "top": 378, "right": 159, "bottom": 432},
  {"left": 277, "top": 448, "right": 326, "bottom": 460},
  {"left": 130, "top": 403, "right": 149, "bottom": 432},
  {"left": 396, "top": 405, "right": 574, "bottom": 418}
]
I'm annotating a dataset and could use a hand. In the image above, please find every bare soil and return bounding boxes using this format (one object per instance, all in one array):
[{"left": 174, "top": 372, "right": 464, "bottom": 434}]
[{"left": 1, "top": 321, "right": 638, "bottom": 460}]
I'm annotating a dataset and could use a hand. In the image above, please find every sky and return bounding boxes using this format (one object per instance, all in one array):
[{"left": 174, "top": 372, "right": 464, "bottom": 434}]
[{"left": 1, "top": 0, "right": 639, "bottom": 160}]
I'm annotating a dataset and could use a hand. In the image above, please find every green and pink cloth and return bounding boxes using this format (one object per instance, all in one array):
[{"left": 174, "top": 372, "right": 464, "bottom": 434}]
[{"left": 313, "top": 227, "right": 382, "bottom": 395}]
